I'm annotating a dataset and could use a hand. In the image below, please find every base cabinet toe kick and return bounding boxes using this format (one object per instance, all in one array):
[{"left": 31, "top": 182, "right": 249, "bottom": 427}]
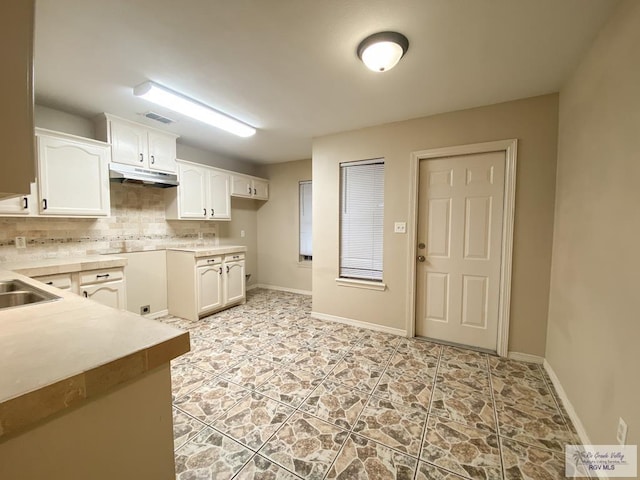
[{"left": 167, "top": 248, "right": 246, "bottom": 321}]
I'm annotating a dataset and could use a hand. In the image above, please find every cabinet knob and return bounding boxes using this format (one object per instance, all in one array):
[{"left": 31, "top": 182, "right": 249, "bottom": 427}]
[
  {"left": 150, "top": 155, "right": 155, "bottom": 164},
  {"left": 83, "top": 291, "right": 88, "bottom": 298},
  {"left": 139, "top": 153, "right": 144, "bottom": 162},
  {"left": 211, "top": 209, "right": 214, "bottom": 216},
  {"left": 226, "top": 265, "right": 230, "bottom": 274},
  {"left": 23, "top": 197, "right": 28, "bottom": 209},
  {"left": 203, "top": 208, "right": 207, "bottom": 216},
  {"left": 42, "top": 199, "right": 48, "bottom": 210}
]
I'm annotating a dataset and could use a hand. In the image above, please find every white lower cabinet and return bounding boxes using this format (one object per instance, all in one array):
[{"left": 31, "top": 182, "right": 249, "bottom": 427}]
[
  {"left": 32, "top": 267, "right": 127, "bottom": 310},
  {"left": 197, "top": 259, "right": 224, "bottom": 314},
  {"left": 224, "top": 255, "right": 246, "bottom": 305},
  {"left": 167, "top": 249, "right": 246, "bottom": 321},
  {"left": 32, "top": 273, "right": 73, "bottom": 291}
]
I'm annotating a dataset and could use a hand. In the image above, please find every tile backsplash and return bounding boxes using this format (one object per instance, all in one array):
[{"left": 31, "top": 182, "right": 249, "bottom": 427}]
[{"left": 0, "top": 183, "right": 218, "bottom": 262}]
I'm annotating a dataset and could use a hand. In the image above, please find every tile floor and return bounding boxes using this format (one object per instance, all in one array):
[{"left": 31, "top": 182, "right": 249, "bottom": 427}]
[{"left": 158, "top": 289, "right": 580, "bottom": 480}]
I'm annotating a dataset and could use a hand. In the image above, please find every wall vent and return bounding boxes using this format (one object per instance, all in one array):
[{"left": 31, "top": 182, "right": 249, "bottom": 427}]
[{"left": 144, "top": 111, "right": 175, "bottom": 124}]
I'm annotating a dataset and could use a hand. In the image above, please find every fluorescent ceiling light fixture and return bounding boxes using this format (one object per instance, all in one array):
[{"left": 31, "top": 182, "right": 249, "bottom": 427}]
[
  {"left": 134, "top": 81, "right": 256, "bottom": 137},
  {"left": 357, "top": 31, "right": 409, "bottom": 72}
]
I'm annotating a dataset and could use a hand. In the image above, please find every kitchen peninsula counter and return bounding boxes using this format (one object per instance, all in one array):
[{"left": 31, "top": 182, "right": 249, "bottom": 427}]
[{"left": 0, "top": 269, "right": 189, "bottom": 441}]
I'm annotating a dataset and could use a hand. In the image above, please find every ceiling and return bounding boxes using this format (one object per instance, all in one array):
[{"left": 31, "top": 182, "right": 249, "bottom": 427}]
[{"left": 34, "top": 0, "right": 617, "bottom": 164}]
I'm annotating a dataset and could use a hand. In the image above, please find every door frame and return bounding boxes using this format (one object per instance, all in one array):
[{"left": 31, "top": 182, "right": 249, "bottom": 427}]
[{"left": 406, "top": 139, "right": 518, "bottom": 357}]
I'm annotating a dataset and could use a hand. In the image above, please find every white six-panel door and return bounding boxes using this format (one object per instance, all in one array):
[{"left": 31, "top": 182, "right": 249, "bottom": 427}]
[{"left": 416, "top": 151, "right": 505, "bottom": 351}]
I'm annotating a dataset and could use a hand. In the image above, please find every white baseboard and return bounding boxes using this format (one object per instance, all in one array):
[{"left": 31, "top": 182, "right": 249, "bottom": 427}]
[
  {"left": 543, "top": 359, "right": 592, "bottom": 447},
  {"left": 250, "top": 283, "right": 312, "bottom": 296},
  {"left": 145, "top": 309, "right": 169, "bottom": 319},
  {"left": 311, "top": 311, "right": 407, "bottom": 337},
  {"left": 507, "top": 351, "right": 544, "bottom": 364}
]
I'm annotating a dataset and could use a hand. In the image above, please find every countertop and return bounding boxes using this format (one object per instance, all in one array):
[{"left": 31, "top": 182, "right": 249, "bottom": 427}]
[
  {"left": 0, "top": 269, "right": 189, "bottom": 440},
  {"left": 1, "top": 255, "right": 128, "bottom": 277},
  {"left": 168, "top": 245, "right": 247, "bottom": 258}
]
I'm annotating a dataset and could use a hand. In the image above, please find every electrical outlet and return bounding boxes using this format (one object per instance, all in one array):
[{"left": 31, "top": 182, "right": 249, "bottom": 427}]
[
  {"left": 617, "top": 417, "right": 628, "bottom": 445},
  {"left": 394, "top": 222, "right": 406, "bottom": 234},
  {"left": 198, "top": 232, "right": 203, "bottom": 240},
  {"left": 15, "top": 236, "right": 26, "bottom": 249},
  {"left": 240, "top": 230, "right": 246, "bottom": 238},
  {"left": 140, "top": 305, "right": 150, "bottom": 315}
]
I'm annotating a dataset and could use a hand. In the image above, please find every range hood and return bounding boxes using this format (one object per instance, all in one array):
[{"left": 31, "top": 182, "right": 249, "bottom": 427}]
[{"left": 109, "top": 163, "right": 179, "bottom": 188}]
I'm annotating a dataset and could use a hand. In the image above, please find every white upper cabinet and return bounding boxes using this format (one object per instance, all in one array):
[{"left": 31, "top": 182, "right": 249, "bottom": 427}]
[
  {"left": 208, "top": 169, "right": 231, "bottom": 220},
  {"left": 36, "top": 130, "right": 110, "bottom": 217},
  {"left": 177, "top": 161, "right": 208, "bottom": 219},
  {"left": 166, "top": 161, "right": 268, "bottom": 221},
  {"left": 167, "top": 160, "right": 231, "bottom": 221},
  {"left": 231, "top": 174, "right": 269, "bottom": 200},
  {"left": 252, "top": 178, "right": 269, "bottom": 200},
  {"left": 109, "top": 119, "right": 147, "bottom": 168},
  {"left": 231, "top": 175, "right": 252, "bottom": 198},
  {"left": 0, "top": 182, "right": 36, "bottom": 216},
  {"left": 96, "top": 114, "right": 178, "bottom": 173},
  {"left": 147, "top": 130, "right": 177, "bottom": 173}
]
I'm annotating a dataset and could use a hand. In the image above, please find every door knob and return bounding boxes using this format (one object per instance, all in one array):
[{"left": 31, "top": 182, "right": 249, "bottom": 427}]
[
  {"left": 418, "top": 243, "right": 425, "bottom": 249},
  {"left": 417, "top": 255, "right": 426, "bottom": 262}
]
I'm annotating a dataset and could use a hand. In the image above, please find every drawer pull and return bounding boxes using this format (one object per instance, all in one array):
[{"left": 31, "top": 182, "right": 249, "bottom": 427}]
[
  {"left": 83, "top": 291, "right": 88, "bottom": 298},
  {"left": 226, "top": 265, "right": 230, "bottom": 274},
  {"left": 96, "top": 274, "right": 110, "bottom": 279},
  {"left": 23, "top": 197, "right": 28, "bottom": 209},
  {"left": 45, "top": 281, "right": 53, "bottom": 285},
  {"left": 219, "top": 267, "right": 223, "bottom": 275}
]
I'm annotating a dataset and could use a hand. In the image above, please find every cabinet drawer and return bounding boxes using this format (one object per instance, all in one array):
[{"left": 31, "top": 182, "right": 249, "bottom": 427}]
[
  {"left": 79, "top": 268, "right": 124, "bottom": 286},
  {"left": 33, "top": 273, "right": 72, "bottom": 290},
  {"left": 224, "top": 253, "right": 245, "bottom": 262},
  {"left": 195, "top": 256, "right": 223, "bottom": 268}
]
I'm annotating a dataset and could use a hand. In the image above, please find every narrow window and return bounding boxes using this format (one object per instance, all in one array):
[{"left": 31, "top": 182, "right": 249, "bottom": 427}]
[
  {"left": 339, "top": 160, "right": 384, "bottom": 281},
  {"left": 299, "top": 180, "right": 312, "bottom": 262}
]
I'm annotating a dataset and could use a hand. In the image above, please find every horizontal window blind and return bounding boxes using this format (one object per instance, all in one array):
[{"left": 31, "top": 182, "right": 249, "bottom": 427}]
[
  {"left": 299, "top": 181, "right": 312, "bottom": 257},
  {"left": 340, "top": 160, "right": 384, "bottom": 281}
]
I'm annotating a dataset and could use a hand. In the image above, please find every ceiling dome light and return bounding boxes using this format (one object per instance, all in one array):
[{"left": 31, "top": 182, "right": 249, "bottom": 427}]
[{"left": 357, "top": 31, "right": 409, "bottom": 72}]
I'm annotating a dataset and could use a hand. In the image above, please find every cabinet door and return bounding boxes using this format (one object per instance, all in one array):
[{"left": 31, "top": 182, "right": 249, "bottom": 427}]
[
  {"left": 230, "top": 175, "right": 252, "bottom": 198},
  {"left": 197, "top": 265, "right": 223, "bottom": 313},
  {"left": 208, "top": 170, "right": 231, "bottom": 220},
  {"left": 252, "top": 179, "right": 269, "bottom": 200},
  {"left": 81, "top": 281, "right": 126, "bottom": 310},
  {"left": 225, "top": 261, "right": 245, "bottom": 305},
  {"left": 147, "top": 130, "right": 177, "bottom": 173},
  {"left": 0, "top": 182, "right": 35, "bottom": 215},
  {"left": 178, "top": 162, "right": 208, "bottom": 219},
  {"left": 37, "top": 135, "right": 110, "bottom": 216},
  {"left": 110, "top": 119, "right": 147, "bottom": 167}
]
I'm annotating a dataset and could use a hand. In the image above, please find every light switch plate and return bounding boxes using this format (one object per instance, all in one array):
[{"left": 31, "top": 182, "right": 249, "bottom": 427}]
[
  {"left": 15, "top": 236, "right": 26, "bottom": 249},
  {"left": 394, "top": 222, "right": 406, "bottom": 234}
]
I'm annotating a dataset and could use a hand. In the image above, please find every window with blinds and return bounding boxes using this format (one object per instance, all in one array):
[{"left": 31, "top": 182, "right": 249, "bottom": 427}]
[
  {"left": 299, "top": 180, "right": 312, "bottom": 261},
  {"left": 339, "top": 160, "right": 384, "bottom": 281}
]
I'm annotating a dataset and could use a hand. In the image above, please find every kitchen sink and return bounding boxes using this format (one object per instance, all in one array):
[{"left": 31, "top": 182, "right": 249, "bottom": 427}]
[{"left": 0, "top": 280, "right": 61, "bottom": 310}]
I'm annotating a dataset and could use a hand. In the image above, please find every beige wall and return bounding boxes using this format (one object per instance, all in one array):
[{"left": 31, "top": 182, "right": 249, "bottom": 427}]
[
  {"left": 313, "top": 94, "right": 558, "bottom": 354},
  {"left": 35, "top": 104, "right": 95, "bottom": 138},
  {"left": 546, "top": 0, "right": 639, "bottom": 445},
  {"left": 256, "top": 159, "right": 312, "bottom": 292},
  {"left": 218, "top": 197, "right": 259, "bottom": 287}
]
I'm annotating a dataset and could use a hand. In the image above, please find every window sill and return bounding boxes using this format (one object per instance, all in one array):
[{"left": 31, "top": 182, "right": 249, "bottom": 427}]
[{"left": 335, "top": 278, "right": 387, "bottom": 291}]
